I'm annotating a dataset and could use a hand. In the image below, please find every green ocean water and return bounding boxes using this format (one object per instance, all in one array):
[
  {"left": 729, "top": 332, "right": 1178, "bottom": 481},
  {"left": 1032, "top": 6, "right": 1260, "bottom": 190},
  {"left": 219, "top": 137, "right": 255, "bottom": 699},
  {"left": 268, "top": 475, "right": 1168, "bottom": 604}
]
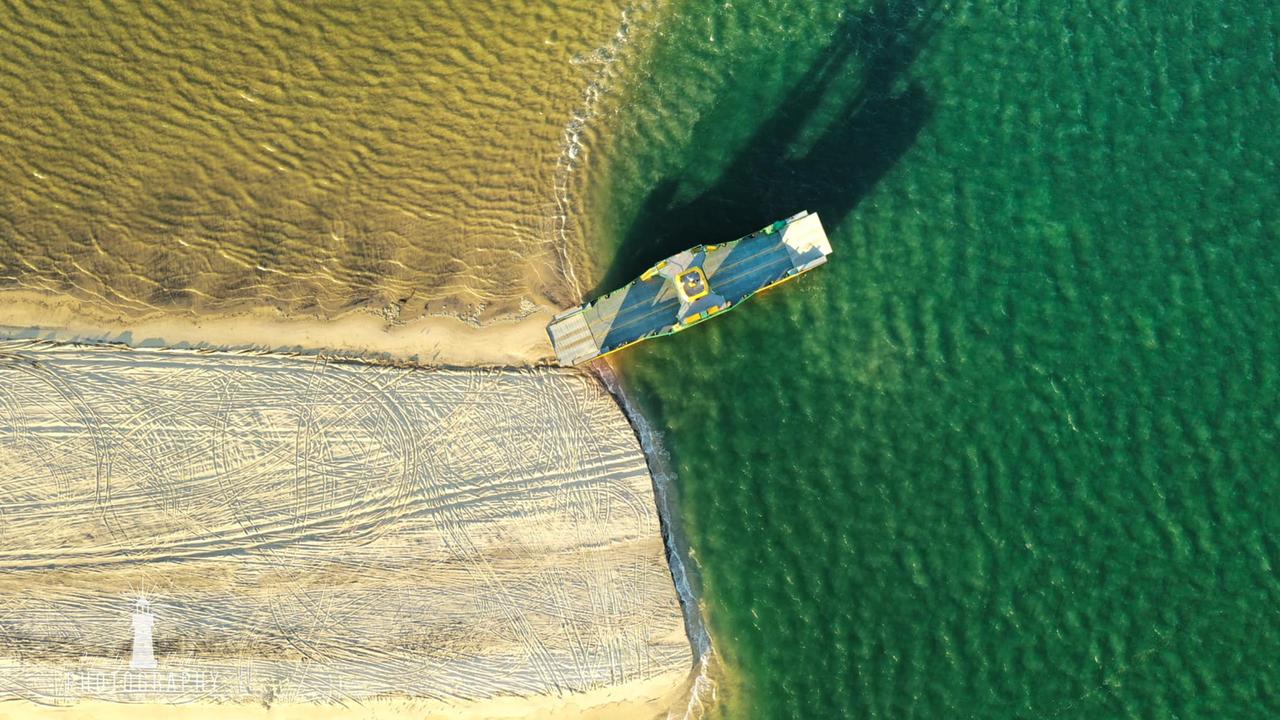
[{"left": 589, "top": 0, "right": 1280, "bottom": 717}]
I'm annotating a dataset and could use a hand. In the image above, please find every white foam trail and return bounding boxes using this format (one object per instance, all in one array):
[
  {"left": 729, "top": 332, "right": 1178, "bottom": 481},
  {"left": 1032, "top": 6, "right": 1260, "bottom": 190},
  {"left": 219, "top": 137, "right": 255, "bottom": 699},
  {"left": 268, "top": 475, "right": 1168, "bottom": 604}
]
[
  {"left": 551, "top": 1, "right": 662, "bottom": 302},
  {"left": 592, "top": 361, "right": 720, "bottom": 720},
  {"left": 590, "top": 361, "right": 714, "bottom": 661},
  {"left": 678, "top": 652, "right": 720, "bottom": 720},
  {"left": 553, "top": 10, "right": 719, "bottom": 714}
]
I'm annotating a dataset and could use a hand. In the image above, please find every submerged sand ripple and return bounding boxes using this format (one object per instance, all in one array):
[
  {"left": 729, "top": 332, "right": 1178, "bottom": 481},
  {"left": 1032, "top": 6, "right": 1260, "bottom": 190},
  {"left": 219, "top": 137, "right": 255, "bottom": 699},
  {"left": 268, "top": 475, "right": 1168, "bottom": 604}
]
[
  {"left": 0, "top": 1, "right": 635, "bottom": 325},
  {"left": 0, "top": 342, "right": 689, "bottom": 706}
]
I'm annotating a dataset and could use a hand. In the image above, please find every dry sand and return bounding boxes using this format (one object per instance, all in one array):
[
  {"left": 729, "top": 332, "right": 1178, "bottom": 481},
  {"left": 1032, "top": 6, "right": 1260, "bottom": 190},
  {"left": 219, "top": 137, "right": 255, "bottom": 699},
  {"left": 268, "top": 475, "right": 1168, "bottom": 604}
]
[
  {"left": 0, "top": 669, "right": 693, "bottom": 720},
  {"left": 0, "top": 342, "right": 694, "bottom": 716}
]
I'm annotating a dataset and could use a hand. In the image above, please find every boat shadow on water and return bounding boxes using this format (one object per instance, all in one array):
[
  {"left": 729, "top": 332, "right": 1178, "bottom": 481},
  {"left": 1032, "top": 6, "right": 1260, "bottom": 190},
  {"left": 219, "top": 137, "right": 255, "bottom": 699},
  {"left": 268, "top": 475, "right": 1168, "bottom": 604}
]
[{"left": 594, "top": 0, "right": 945, "bottom": 296}]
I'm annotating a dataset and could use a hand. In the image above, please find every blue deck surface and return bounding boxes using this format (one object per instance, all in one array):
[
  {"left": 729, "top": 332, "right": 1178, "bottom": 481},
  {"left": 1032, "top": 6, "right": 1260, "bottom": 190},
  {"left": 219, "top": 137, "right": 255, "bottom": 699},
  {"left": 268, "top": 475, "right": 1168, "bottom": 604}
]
[
  {"left": 547, "top": 211, "right": 830, "bottom": 365},
  {"left": 590, "top": 231, "right": 802, "bottom": 354}
]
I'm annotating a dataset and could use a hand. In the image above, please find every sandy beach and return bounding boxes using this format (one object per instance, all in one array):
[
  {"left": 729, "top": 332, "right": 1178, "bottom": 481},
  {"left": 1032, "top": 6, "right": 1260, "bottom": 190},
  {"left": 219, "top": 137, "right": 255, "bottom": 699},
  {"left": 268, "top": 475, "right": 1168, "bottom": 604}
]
[
  {"left": 0, "top": 2, "right": 698, "bottom": 717},
  {"left": 0, "top": 288, "right": 557, "bottom": 366},
  {"left": 0, "top": 342, "right": 694, "bottom": 716},
  {"left": 0, "top": 669, "right": 693, "bottom": 720}
]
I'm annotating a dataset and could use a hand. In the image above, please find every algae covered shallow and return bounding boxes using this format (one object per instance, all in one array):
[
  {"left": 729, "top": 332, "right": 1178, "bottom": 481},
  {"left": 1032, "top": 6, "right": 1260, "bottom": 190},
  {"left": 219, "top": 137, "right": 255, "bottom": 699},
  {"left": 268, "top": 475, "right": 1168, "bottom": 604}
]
[{"left": 590, "top": 0, "right": 1280, "bottom": 717}]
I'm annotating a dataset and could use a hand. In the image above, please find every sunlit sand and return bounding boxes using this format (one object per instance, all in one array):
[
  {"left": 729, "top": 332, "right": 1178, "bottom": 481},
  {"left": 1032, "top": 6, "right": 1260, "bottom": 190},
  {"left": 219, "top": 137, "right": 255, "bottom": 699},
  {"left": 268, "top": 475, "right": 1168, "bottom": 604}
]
[{"left": 0, "top": 342, "right": 693, "bottom": 715}]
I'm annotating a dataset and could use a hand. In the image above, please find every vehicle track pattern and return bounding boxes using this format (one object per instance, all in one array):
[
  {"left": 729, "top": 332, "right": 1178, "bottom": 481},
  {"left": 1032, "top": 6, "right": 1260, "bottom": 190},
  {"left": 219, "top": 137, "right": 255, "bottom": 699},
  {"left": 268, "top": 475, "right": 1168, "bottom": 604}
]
[{"left": 0, "top": 342, "right": 689, "bottom": 705}]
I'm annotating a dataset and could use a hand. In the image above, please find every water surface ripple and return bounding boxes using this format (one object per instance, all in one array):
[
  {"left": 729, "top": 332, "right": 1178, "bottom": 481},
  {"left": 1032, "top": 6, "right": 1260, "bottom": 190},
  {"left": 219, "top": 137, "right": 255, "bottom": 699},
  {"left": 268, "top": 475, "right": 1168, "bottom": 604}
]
[{"left": 591, "top": 0, "right": 1280, "bottom": 717}]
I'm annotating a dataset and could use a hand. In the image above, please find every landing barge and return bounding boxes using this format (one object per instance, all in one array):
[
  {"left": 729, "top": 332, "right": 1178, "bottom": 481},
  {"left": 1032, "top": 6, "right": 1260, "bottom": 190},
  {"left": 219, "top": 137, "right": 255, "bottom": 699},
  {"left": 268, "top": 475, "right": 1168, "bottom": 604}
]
[{"left": 548, "top": 210, "right": 832, "bottom": 366}]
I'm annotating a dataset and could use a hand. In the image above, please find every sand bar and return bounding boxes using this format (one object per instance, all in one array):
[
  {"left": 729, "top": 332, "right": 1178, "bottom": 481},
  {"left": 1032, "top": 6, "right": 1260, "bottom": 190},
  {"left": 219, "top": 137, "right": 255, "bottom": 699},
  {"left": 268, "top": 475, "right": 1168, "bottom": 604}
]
[
  {"left": 0, "top": 342, "right": 691, "bottom": 714},
  {"left": 0, "top": 289, "right": 557, "bottom": 366}
]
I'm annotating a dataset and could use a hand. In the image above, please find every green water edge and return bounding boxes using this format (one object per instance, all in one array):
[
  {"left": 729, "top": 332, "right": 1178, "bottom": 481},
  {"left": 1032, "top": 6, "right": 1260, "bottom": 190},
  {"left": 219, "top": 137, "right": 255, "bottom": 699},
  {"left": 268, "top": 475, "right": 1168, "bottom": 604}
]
[{"left": 590, "top": 0, "right": 1280, "bottom": 718}]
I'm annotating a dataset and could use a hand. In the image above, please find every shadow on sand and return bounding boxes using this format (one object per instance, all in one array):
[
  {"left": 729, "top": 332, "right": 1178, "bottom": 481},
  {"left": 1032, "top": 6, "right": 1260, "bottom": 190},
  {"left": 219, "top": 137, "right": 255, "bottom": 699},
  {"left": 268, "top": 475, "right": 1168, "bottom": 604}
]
[{"left": 593, "top": 1, "right": 943, "bottom": 296}]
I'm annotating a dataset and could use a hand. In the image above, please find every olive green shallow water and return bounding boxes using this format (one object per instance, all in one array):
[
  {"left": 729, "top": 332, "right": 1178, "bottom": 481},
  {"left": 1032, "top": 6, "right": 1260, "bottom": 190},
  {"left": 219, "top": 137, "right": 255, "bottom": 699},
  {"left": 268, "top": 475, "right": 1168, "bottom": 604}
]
[
  {"left": 0, "top": 0, "right": 634, "bottom": 322},
  {"left": 589, "top": 0, "right": 1280, "bottom": 717}
]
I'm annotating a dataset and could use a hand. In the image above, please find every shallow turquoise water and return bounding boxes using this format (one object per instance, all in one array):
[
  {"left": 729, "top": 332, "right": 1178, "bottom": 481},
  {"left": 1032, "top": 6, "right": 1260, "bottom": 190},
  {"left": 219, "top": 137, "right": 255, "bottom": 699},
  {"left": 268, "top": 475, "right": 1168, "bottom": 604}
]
[{"left": 591, "top": 1, "right": 1280, "bottom": 717}]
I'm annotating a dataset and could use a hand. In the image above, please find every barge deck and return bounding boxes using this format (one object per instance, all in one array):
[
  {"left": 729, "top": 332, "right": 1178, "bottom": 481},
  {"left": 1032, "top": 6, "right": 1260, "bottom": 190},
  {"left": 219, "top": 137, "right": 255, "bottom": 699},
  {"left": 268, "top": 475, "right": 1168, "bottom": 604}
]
[{"left": 548, "top": 210, "right": 832, "bottom": 365}]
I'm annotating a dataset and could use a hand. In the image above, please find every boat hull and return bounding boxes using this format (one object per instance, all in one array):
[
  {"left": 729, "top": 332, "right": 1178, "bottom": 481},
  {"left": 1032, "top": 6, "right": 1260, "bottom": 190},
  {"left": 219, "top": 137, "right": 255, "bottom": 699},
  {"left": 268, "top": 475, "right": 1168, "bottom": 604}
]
[{"left": 548, "top": 211, "right": 832, "bottom": 366}]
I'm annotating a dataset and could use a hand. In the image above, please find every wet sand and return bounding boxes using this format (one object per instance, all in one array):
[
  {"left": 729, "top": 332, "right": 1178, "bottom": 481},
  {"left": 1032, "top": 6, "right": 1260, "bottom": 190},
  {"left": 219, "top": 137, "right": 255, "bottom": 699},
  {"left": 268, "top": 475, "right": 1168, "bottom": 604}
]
[
  {"left": 0, "top": 342, "right": 693, "bottom": 714},
  {"left": 0, "top": 289, "right": 555, "bottom": 366}
]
